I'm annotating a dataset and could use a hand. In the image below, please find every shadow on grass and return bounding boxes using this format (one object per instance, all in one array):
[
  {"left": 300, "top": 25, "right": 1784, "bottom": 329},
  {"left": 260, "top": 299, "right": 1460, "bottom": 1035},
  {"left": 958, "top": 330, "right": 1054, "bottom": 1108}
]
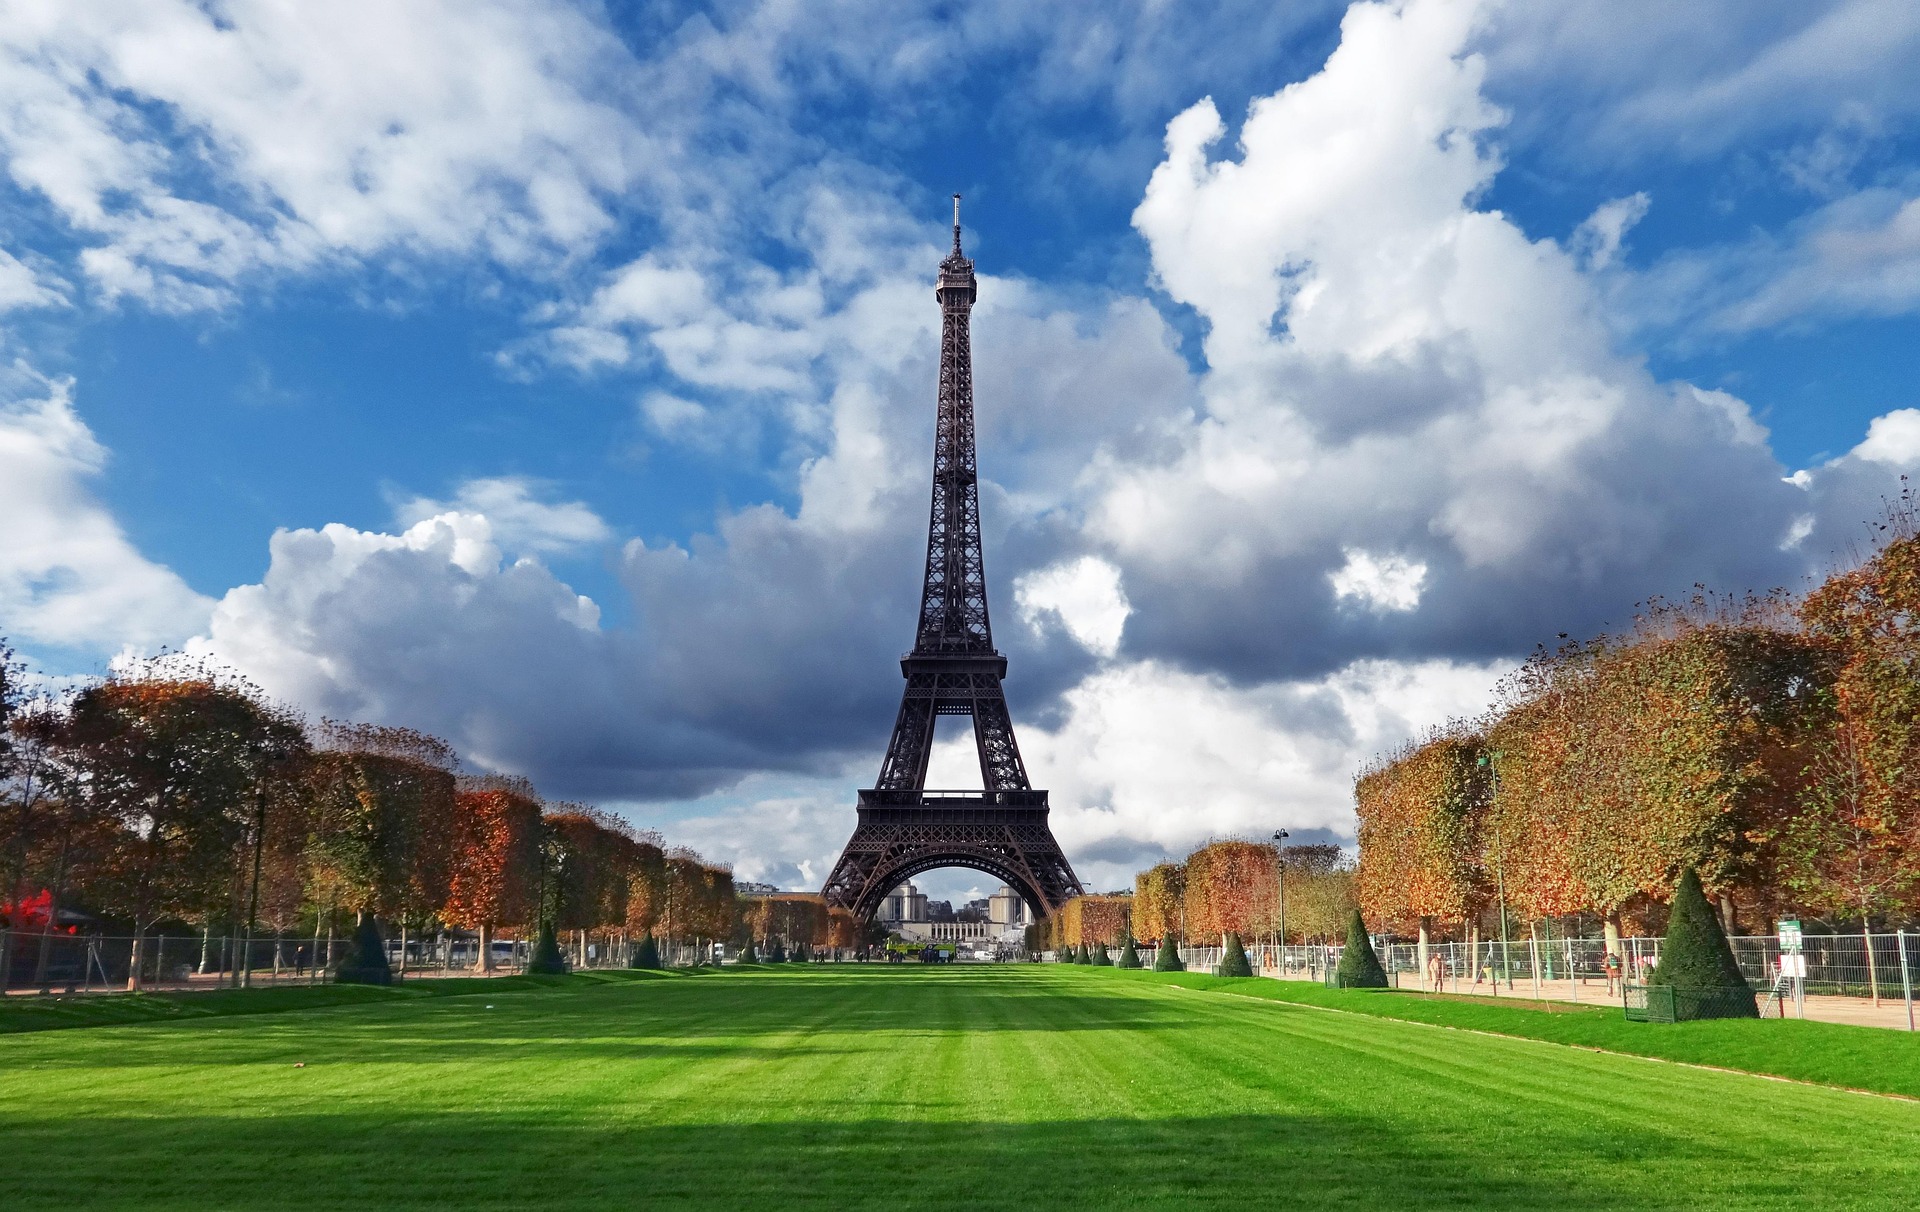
[{"left": 0, "top": 1109, "right": 1767, "bottom": 1211}]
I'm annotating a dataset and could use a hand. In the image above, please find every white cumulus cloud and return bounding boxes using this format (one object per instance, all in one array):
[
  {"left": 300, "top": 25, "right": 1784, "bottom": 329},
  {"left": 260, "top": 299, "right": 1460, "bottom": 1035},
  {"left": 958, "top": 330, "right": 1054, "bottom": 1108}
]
[
  {"left": 0, "top": 370, "right": 211, "bottom": 651},
  {"left": 1016, "top": 556, "right": 1130, "bottom": 658}
]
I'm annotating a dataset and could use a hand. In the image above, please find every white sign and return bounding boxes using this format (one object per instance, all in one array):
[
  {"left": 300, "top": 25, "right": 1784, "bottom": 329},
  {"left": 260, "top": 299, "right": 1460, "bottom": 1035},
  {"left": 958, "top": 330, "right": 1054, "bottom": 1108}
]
[{"left": 1778, "top": 955, "right": 1807, "bottom": 978}]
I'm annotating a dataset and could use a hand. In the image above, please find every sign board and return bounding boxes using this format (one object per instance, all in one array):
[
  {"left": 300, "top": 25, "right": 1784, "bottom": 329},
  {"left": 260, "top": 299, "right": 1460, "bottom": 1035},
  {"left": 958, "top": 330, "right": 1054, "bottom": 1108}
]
[
  {"left": 1776, "top": 920, "right": 1803, "bottom": 952},
  {"left": 1778, "top": 954, "right": 1807, "bottom": 978}
]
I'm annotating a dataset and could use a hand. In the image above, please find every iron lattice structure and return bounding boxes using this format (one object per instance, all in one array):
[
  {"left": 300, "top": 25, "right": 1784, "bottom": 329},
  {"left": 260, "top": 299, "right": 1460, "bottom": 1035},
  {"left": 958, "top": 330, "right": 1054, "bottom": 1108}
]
[{"left": 822, "top": 200, "right": 1084, "bottom": 923}]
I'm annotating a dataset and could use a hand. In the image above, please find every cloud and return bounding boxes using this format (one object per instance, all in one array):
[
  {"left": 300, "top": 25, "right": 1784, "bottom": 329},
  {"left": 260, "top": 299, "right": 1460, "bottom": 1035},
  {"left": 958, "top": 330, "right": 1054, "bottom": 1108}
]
[
  {"left": 1849, "top": 409, "right": 1920, "bottom": 466},
  {"left": 0, "top": 0, "right": 646, "bottom": 305},
  {"left": 1479, "top": 1, "right": 1920, "bottom": 162},
  {"left": 0, "top": 369, "right": 212, "bottom": 651},
  {"left": 394, "top": 477, "right": 612, "bottom": 556},
  {"left": 1097, "top": 0, "right": 1813, "bottom": 684},
  {"left": 0, "top": 248, "right": 66, "bottom": 312},
  {"left": 1571, "top": 193, "right": 1651, "bottom": 272},
  {"left": 1016, "top": 557, "right": 1130, "bottom": 658},
  {"left": 1021, "top": 655, "right": 1511, "bottom": 893},
  {"left": 1329, "top": 549, "right": 1427, "bottom": 613}
]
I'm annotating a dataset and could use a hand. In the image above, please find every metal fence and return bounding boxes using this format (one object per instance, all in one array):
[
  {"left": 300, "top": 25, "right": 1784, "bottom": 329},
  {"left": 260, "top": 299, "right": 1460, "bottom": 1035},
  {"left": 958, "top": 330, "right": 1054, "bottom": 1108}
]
[
  {"left": 1155, "top": 933, "right": 1919, "bottom": 1028},
  {"left": 0, "top": 929, "right": 886, "bottom": 994}
]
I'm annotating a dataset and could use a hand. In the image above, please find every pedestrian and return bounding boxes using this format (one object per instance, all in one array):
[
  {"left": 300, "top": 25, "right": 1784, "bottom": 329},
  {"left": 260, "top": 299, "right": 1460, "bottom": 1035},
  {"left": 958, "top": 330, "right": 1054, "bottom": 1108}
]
[
  {"left": 1426, "top": 952, "right": 1444, "bottom": 992},
  {"left": 1603, "top": 950, "right": 1622, "bottom": 996}
]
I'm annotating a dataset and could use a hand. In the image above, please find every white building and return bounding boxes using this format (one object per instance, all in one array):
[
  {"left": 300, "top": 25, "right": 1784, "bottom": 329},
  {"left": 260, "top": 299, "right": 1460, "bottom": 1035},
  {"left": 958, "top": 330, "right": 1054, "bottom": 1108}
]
[
  {"left": 878, "top": 882, "right": 929, "bottom": 931},
  {"left": 881, "top": 882, "right": 1030, "bottom": 944}
]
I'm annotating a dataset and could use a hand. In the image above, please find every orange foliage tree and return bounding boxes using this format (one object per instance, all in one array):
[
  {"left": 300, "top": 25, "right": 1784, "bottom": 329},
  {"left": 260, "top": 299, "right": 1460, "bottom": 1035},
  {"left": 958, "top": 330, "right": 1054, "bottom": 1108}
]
[
  {"left": 1183, "top": 840, "right": 1277, "bottom": 944},
  {"left": 1783, "top": 517, "right": 1920, "bottom": 928},
  {"left": 1355, "top": 728, "right": 1488, "bottom": 938},
  {"left": 1132, "top": 862, "right": 1184, "bottom": 942},
  {"left": 444, "top": 778, "right": 544, "bottom": 969},
  {"left": 303, "top": 722, "right": 457, "bottom": 946}
]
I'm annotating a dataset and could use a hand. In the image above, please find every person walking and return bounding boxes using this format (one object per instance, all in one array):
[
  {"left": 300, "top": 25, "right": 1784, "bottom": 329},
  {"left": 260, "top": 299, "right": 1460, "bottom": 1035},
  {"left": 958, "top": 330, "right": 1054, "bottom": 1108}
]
[
  {"left": 1426, "top": 952, "right": 1445, "bottom": 992},
  {"left": 1604, "top": 950, "right": 1623, "bottom": 996}
]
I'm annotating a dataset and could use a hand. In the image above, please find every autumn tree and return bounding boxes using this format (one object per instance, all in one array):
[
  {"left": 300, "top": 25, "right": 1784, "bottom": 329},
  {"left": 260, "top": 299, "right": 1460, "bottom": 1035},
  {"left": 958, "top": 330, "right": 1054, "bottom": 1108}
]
[
  {"left": 1284, "top": 845, "right": 1358, "bottom": 944},
  {"left": 1132, "top": 862, "right": 1185, "bottom": 943},
  {"left": 445, "top": 778, "right": 544, "bottom": 971},
  {"left": 62, "top": 669, "right": 304, "bottom": 989},
  {"left": 1786, "top": 520, "right": 1920, "bottom": 934},
  {"left": 304, "top": 722, "right": 457, "bottom": 982},
  {"left": 1355, "top": 728, "right": 1488, "bottom": 945},
  {"left": 1184, "top": 840, "right": 1277, "bottom": 946}
]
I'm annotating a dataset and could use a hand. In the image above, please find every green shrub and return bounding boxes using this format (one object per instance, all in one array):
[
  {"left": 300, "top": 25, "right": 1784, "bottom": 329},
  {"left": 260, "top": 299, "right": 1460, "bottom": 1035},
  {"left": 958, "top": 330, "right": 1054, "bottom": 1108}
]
[
  {"left": 1334, "top": 910, "right": 1389, "bottom": 988},
  {"left": 1075, "top": 943, "right": 1093, "bottom": 965},
  {"left": 736, "top": 940, "right": 759, "bottom": 965},
  {"left": 1058, "top": 944, "right": 1076, "bottom": 963},
  {"left": 1117, "top": 938, "right": 1142, "bottom": 969},
  {"left": 1647, "top": 868, "right": 1757, "bottom": 1020},
  {"left": 1091, "top": 942, "right": 1112, "bottom": 966},
  {"left": 1216, "top": 932, "right": 1253, "bottom": 978},
  {"left": 1153, "top": 937, "right": 1185, "bottom": 972},
  {"left": 525, "top": 920, "right": 567, "bottom": 975},
  {"left": 630, "top": 936, "right": 661, "bottom": 970},
  {"left": 333, "top": 913, "right": 393, "bottom": 986}
]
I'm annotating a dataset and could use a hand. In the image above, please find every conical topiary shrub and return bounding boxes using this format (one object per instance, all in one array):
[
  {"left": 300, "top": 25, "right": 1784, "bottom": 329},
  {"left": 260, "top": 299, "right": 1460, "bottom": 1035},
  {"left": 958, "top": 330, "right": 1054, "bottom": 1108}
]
[
  {"left": 1334, "top": 909, "right": 1389, "bottom": 988},
  {"left": 630, "top": 935, "right": 661, "bottom": 969},
  {"left": 1059, "top": 944, "right": 1077, "bottom": 963},
  {"left": 525, "top": 920, "right": 568, "bottom": 974},
  {"left": 1091, "top": 942, "right": 1112, "bottom": 966},
  {"left": 1075, "top": 942, "right": 1093, "bottom": 965},
  {"left": 1648, "top": 868, "right": 1758, "bottom": 1019},
  {"left": 736, "top": 939, "right": 759, "bottom": 965},
  {"left": 334, "top": 911, "right": 394, "bottom": 986},
  {"left": 1117, "top": 937, "right": 1142, "bottom": 969},
  {"left": 1216, "top": 931, "right": 1253, "bottom": 977},
  {"left": 1153, "top": 937, "right": 1185, "bottom": 972}
]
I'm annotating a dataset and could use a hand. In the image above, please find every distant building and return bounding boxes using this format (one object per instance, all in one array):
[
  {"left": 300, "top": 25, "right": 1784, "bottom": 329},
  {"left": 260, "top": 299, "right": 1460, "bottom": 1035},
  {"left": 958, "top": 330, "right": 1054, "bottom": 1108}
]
[
  {"left": 880, "top": 882, "right": 1030, "bottom": 946},
  {"left": 989, "top": 886, "right": 1027, "bottom": 933},
  {"left": 878, "top": 882, "right": 929, "bottom": 930}
]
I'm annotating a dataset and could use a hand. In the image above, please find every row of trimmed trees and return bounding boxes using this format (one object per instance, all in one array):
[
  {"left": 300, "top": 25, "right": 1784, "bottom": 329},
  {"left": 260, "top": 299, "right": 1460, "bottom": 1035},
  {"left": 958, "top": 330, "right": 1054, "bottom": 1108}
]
[
  {"left": 0, "top": 659, "right": 736, "bottom": 987},
  {"left": 1032, "top": 838, "right": 1360, "bottom": 952},
  {"left": 1356, "top": 517, "right": 1920, "bottom": 952},
  {"left": 736, "top": 893, "right": 881, "bottom": 956}
]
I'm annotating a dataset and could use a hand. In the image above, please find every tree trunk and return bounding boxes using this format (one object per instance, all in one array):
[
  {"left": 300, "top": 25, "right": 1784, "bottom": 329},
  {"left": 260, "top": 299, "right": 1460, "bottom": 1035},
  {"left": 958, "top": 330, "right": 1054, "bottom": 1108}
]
[
  {"left": 127, "top": 926, "right": 145, "bottom": 992},
  {"left": 1717, "top": 894, "right": 1738, "bottom": 936},
  {"left": 198, "top": 923, "right": 213, "bottom": 975},
  {"left": 1865, "top": 919, "right": 1881, "bottom": 1006},
  {"left": 477, "top": 922, "right": 493, "bottom": 972},
  {"left": 1603, "top": 911, "right": 1622, "bottom": 957},
  {"left": 1417, "top": 918, "right": 1431, "bottom": 989}
]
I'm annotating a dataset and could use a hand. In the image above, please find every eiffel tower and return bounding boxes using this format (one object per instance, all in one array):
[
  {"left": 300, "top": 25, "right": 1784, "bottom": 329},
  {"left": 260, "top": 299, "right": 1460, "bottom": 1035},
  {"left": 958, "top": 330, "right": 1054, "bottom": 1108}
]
[{"left": 821, "top": 197, "right": 1084, "bottom": 922}]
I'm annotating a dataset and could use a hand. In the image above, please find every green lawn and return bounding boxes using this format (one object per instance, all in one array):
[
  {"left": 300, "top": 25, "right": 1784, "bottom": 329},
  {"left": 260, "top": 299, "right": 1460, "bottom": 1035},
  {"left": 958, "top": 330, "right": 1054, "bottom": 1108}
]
[{"left": 2, "top": 966, "right": 1916, "bottom": 1210}]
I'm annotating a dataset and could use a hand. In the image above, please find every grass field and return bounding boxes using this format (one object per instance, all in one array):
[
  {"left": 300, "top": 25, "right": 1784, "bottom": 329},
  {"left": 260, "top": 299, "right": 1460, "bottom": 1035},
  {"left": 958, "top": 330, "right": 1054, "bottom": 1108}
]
[{"left": 3, "top": 966, "right": 1917, "bottom": 1210}]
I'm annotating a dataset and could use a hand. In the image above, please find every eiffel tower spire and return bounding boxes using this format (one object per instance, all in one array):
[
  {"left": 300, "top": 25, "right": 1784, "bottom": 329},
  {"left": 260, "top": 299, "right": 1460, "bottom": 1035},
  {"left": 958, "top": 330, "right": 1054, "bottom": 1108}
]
[{"left": 821, "top": 198, "right": 1083, "bottom": 922}]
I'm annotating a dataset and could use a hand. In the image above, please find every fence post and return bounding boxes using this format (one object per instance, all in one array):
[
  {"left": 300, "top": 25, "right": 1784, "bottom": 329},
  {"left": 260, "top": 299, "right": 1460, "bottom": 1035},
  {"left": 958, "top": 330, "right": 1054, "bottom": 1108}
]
[
  {"left": 1899, "top": 930, "right": 1914, "bottom": 1033},
  {"left": 1567, "top": 934, "right": 1578, "bottom": 1004}
]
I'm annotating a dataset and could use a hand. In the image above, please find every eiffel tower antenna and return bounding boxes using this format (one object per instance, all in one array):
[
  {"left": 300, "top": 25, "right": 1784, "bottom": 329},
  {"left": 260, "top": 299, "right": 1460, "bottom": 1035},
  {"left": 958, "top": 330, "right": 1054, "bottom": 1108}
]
[{"left": 821, "top": 199, "right": 1084, "bottom": 923}]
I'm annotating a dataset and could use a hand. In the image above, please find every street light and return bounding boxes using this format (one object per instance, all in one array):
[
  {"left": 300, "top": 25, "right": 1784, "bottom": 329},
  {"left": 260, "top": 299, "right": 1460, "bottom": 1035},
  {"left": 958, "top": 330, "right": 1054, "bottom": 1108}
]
[{"left": 1272, "top": 830, "right": 1289, "bottom": 977}]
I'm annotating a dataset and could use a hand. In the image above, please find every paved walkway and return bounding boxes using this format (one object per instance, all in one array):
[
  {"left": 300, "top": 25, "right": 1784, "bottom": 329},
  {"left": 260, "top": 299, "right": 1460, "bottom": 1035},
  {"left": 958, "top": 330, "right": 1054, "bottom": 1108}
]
[{"left": 1257, "top": 965, "right": 1920, "bottom": 1031}]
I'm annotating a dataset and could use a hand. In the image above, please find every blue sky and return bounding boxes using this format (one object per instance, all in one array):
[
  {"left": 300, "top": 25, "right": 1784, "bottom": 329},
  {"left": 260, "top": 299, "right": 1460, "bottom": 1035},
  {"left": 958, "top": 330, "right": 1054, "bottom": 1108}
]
[{"left": 4, "top": 0, "right": 1919, "bottom": 905}]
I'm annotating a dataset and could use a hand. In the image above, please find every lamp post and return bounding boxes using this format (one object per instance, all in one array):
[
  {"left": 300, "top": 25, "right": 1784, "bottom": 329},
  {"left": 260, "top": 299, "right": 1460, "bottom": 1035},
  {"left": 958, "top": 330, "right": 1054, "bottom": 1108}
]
[
  {"left": 1477, "top": 750, "right": 1513, "bottom": 990},
  {"left": 1272, "top": 830, "right": 1289, "bottom": 977}
]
